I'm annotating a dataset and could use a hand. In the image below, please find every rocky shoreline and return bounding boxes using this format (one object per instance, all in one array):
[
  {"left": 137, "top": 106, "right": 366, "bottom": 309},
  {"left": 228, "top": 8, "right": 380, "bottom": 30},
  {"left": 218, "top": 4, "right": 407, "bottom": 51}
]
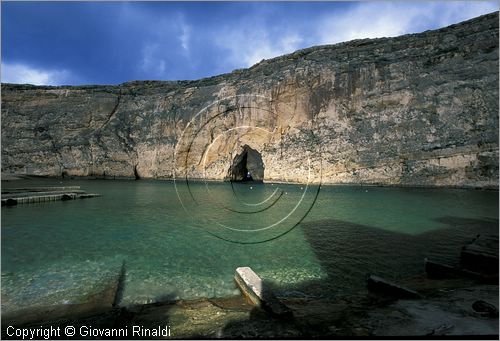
[
  {"left": 2, "top": 174, "right": 499, "bottom": 191},
  {"left": 2, "top": 276, "right": 498, "bottom": 339}
]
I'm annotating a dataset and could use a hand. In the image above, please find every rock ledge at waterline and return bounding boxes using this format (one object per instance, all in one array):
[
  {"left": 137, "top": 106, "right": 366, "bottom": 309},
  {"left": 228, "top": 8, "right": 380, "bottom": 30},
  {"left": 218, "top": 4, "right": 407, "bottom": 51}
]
[{"left": 2, "top": 12, "right": 498, "bottom": 188}]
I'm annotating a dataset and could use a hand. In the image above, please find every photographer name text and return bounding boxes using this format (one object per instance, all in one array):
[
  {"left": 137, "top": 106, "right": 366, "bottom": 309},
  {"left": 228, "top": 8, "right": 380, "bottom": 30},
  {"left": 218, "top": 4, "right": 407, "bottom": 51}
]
[{"left": 6, "top": 325, "right": 171, "bottom": 339}]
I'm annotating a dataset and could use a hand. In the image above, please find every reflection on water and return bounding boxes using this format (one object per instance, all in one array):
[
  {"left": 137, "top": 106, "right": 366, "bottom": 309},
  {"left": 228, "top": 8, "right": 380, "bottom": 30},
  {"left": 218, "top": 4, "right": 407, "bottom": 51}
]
[{"left": 1, "top": 179, "right": 498, "bottom": 314}]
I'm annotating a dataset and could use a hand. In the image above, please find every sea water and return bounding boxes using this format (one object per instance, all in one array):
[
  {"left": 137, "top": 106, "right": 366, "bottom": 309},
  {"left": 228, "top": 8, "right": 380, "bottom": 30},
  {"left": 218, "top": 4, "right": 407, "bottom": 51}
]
[{"left": 1, "top": 179, "right": 498, "bottom": 314}]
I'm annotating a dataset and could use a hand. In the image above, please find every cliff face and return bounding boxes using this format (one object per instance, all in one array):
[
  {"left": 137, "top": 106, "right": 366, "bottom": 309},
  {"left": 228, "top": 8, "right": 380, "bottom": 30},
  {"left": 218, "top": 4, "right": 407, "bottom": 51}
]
[{"left": 2, "top": 13, "right": 499, "bottom": 188}]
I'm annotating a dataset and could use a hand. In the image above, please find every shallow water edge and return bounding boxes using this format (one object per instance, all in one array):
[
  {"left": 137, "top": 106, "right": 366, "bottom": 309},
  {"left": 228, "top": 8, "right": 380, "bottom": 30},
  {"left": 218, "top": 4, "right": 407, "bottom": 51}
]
[{"left": 2, "top": 174, "right": 499, "bottom": 190}]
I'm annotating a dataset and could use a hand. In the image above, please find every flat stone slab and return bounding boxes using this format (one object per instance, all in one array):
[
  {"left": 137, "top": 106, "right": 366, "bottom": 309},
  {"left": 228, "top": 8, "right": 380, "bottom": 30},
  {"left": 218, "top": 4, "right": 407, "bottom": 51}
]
[
  {"left": 461, "top": 235, "right": 499, "bottom": 275},
  {"left": 235, "top": 267, "right": 293, "bottom": 318},
  {"left": 367, "top": 275, "right": 422, "bottom": 299},
  {"left": 425, "top": 258, "right": 497, "bottom": 283}
]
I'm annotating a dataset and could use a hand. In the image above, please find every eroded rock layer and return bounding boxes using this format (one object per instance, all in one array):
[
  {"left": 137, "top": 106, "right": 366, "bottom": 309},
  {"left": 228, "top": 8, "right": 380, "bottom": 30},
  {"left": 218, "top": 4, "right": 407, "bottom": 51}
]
[{"left": 2, "top": 13, "right": 498, "bottom": 187}]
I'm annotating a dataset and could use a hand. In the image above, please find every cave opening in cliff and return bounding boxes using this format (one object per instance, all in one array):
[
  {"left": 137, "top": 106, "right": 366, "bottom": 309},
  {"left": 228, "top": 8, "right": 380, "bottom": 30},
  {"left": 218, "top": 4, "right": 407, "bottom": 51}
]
[{"left": 228, "top": 145, "right": 264, "bottom": 182}]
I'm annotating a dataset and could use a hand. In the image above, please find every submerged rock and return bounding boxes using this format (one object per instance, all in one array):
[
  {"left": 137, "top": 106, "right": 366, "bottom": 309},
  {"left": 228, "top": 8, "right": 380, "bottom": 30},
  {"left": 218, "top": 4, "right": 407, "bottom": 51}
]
[
  {"left": 472, "top": 300, "right": 499, "bottom": 317},
  {"left": 367, "top": 275, "right": 422, "bottom": 299}
]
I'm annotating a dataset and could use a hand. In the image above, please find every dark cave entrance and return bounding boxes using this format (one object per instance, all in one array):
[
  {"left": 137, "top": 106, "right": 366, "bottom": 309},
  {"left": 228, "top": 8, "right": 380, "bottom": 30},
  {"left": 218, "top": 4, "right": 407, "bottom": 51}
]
[
  {"left": 238, "top": 152, "right": 253, "bottom": 181},
  {"left": 228, "top": 145, "right": 264, "bottom": 182}
]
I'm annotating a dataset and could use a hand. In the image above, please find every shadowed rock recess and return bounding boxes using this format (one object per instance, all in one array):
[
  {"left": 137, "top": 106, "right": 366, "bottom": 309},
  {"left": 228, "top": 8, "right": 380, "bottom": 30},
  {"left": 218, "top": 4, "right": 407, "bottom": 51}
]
[
  {"left": 226, "top": 145, "right": 265, "bottom": 182},
  {"left": 1, "top": 13, "right": 498, "bottom": 188}
]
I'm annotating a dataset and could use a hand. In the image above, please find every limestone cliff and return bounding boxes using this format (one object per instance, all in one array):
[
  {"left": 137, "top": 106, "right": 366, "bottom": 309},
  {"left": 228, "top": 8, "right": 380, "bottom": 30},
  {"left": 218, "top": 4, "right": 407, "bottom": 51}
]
[{"left": 2, "top": 13, "right": 498, "bottom": 188}]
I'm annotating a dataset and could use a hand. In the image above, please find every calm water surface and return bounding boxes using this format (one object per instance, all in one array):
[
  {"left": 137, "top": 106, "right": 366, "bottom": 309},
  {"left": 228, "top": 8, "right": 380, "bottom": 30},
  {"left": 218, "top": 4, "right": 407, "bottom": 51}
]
[{"left": 1, "top": 179, "right": 498, "bottom": 314}]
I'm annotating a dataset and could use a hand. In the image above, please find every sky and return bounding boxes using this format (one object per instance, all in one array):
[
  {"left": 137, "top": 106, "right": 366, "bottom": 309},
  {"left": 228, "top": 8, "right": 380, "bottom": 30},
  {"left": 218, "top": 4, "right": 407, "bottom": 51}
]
[{"left": 1, "top": 1, "right": 498, "bottom": 86}]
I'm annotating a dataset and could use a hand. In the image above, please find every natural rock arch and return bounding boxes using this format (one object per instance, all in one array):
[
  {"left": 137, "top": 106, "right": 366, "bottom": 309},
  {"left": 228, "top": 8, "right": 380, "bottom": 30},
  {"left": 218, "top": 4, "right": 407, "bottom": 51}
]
[{"left": 226, "top": 145, "right": 264, "bottom": 182}]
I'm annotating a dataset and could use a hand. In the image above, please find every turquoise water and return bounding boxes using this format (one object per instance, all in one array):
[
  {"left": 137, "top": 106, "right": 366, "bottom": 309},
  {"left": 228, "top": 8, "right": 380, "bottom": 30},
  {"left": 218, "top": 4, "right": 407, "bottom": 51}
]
[{"left": 1, "top": 179, "right": 498, "bottom": 314}]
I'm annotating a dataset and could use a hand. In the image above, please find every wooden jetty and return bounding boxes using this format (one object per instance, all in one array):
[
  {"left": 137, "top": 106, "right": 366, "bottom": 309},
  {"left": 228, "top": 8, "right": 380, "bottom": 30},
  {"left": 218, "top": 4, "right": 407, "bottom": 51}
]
[
  {"left": 1, "top": 186, "right": 82, "bottom": 193},
  {"left": 1, "top": 186, "right": 100, "bottom": 206}
]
